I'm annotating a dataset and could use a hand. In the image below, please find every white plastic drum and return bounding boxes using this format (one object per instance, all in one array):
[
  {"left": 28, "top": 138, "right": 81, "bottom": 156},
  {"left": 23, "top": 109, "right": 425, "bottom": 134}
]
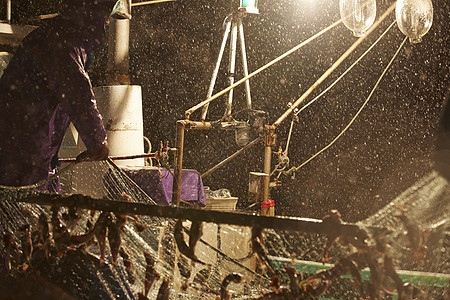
[{"left": 93, "top": 85, "right": 145, "bottom": 167}]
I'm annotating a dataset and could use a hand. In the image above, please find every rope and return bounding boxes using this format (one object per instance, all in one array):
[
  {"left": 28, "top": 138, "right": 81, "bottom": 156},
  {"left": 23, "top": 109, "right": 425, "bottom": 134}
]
[
  {"left": 288, "top": 36, "right": 408, "bottom": 174},
  {"left": 272, "top": 2, "right": 397, "bottom": 128},
  {"left": 285, "top": 115, "right": 297, "bottom": 155},
  {"left": 273, "top": 20, "right": 396, "bottom": 179},
  {"left": 294, "top": 20, "right": 398, "bottom": 117}
]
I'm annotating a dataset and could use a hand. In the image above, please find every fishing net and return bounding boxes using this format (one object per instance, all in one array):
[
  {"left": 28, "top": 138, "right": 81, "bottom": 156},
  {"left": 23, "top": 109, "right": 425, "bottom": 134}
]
[
  {"left": 362, "top": 171, "right": 450, "bottom": 274},
  {"left": 0, "top": 160, "right": 266, "bottom": 299},
  {"left": 0, "top": 160, "right": 449, "bottom": 299},
  {"left": 263, "top": 170, "right": 450, "bottom": 299}
]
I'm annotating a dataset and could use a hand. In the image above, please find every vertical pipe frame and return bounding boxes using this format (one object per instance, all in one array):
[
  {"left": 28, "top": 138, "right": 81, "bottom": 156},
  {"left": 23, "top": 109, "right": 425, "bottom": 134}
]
[
  {"left": 6, "top": 0, "right": 11, "bottom": 23},
  {"left": 263, "top": 145, "right": 272, "bottom": 202},
  {"left": 172, "top": 121, "right": 186, "bottom": 206},
  {"left": 224, "top": 18, "right": 238, "bottom": 120},
  {"left": 263, "top": 126, "right": 276, "bottom": 204},
  {"left": 201, "top": 20, "right": 232, "bottom": 121},
  {"left": 238, "top": 18, "right": 252, "bottom": 110},
  {"left": 106, "top": 0, "right": 131, "bottom": 84},
  {"left": 107, "top": 19, "right": 131, "bottom": 76}
]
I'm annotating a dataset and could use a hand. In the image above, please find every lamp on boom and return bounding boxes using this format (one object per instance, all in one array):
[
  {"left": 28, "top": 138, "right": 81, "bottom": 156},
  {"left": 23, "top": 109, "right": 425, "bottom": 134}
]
[{"left": 239, "top": 0, "right": 259, "bottom": 14}]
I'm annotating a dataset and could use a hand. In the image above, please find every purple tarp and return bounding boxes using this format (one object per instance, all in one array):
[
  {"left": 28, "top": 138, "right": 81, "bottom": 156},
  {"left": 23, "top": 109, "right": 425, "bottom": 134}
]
[{"left": 120, "top": 166, "right": 206, "bottom": 206}]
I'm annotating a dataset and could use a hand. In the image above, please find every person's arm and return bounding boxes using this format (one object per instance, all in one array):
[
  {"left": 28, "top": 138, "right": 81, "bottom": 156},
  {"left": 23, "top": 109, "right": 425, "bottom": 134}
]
[{"left": 47, "top": 46, "right": 109, "bottom": 160}]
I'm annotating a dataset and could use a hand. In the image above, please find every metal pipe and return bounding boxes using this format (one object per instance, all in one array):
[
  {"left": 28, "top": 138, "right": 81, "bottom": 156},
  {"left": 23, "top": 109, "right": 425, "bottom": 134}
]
[
  {"left": 201, "top": 136, "right": 262, "bottom": 178},
  {"left": 224, "top": 18, "right": 238, "bottom": 120},
  {"left": 238, "top": 17, "right": 252, "bottom": 110},
  {"left": 106, "top": 0, "right": 131, "bottom": 84},
  {"left": 183, "top": 120, "right": 212, "bottom": 130},
  {"left": 272, "top": 2, "right": 396, "bottom": 128},
  {"left": 172, "top": 119, "right": 255, "bottom": 203},
  {"left": 201, "top": 20, "right": 232, "bottom": 121},
  {"left": 172, "top": 121, "right": 186, "bottom": 206},
  {"left": 263, "top": 144, "right": 272, "bottom": 202},
  {"left": 107, "top": 19, "right": 130, "bottom": 80},
  {"left": 178, "top": 120, "right": 251, "bottom": 130},
  {"left": 171, "top": 119, "right": 223, "bottom": 205},
  {"left": 131, "top": 0, "right": 175, "bottom": 6},
  {"left": 58, "top": 153, "right": 157, "bottom": 163},
  {"left": 184, "top": 19, "right": 343, "bottom": 119},
  {"left": 6, "top": 0, "right": 11, "bottom": 24},
  {"left": 29, "top": 13, "right": 60, "bottom": 21},
  {"left": 19, "top": 193, "right": 390, "bottom": 239}
]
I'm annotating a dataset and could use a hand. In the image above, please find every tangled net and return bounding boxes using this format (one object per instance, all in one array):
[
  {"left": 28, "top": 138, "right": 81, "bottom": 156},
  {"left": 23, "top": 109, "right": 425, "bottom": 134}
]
[{"left": 0, "top": 160, "right": 449, "bottom": 299}]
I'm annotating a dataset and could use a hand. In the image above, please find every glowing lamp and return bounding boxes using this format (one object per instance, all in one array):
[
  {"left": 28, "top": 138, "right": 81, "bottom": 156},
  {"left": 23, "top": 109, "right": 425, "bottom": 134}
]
[
  {"left": 339, "top": 0, "right": 376, "bottom": 37},
  {"left": 396, "top": 0, "right": 433, "bottom": 44},
  {"left": 110, "top": 0, "right": 131, "bottom": 19},
  {"left": 239, "top": 0, "right": 259, "bottom": 14}
]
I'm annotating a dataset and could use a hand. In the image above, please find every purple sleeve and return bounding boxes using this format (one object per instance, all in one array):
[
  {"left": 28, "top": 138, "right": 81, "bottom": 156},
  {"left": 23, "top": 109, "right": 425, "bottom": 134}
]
[{"left": 48, "top": 47, "right": 107, "bottom": 152}]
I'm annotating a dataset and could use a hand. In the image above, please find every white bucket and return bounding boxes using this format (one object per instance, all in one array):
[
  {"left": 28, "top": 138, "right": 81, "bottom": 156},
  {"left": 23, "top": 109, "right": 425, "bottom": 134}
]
[{"left": 204, "top": 197, "right": 239, "bottom": 211}]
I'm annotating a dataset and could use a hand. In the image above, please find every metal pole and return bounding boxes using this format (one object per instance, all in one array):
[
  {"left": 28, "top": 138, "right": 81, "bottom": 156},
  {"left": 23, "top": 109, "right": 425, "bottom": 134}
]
[
  {"left": 263, "top": 145, "right": 271, "bottom": 202},
  {"left": 177, "top": 120, "right": 213, "bottom": 130},
  {"left": 106, "top": 0, "right": 131, "bottom": 84},
  {"left": 19, "top": 193, "right": 390, "bottom": 240},
  {"left": 184, "top": 19, "right": 342, "bottom": 119},
  {"left": 172, "top": 121, "right": 186, "bottom": 206},
  {"left": 6, "top": 0, "right": 11, "bottom": 24},
  {"left": 201, "top": 19, "right": 232, "bottom": 121},
  {"left": 201, "top": 136, "right": 262, "bottom": 178},
  {"left": 131, "top": 0, "right": 175, "bottom": 6},
  {"left": 272, "top": 2, "right": 396, "bottom": 128},
  {"left": 238, "top": 17, "right": 252, "bottom": 110},
  {"left": 262, "top": 126, "right": 276, "bottom": 213},
  {"left": 224, "top": 17, "right": 238, "bottom": 120},
  {"left": 58, "top": 153, "right": 157, "bottom": 163}
]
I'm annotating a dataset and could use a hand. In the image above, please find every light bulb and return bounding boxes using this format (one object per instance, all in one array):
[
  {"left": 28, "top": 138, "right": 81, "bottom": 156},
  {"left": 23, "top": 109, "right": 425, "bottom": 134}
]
[
  {"left": 339, "top": 0, "right": 377, "bottom": 37},
  {"left": 396, "top": 0, "right": 433, "bottom": 44}
]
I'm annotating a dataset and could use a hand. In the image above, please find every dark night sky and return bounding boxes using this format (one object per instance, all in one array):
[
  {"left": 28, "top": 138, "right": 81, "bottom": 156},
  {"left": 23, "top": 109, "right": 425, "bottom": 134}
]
[
  {"left": 4, "top": 0, "right": 449, "bottom": 222},
  {"left": 126, "top": 0, "right": 448, "bottom": 222}
]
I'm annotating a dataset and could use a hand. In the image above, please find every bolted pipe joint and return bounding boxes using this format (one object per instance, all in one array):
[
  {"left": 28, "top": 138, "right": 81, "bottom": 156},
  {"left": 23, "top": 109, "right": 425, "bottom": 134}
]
[{"left": 264, "top": 125, "right": 277, "bottom": 147}]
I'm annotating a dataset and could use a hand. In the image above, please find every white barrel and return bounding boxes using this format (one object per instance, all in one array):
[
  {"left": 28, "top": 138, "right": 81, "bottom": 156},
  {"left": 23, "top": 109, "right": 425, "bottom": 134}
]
[{"left": 94, "top": 85, "right": 145, "bottom": 166}]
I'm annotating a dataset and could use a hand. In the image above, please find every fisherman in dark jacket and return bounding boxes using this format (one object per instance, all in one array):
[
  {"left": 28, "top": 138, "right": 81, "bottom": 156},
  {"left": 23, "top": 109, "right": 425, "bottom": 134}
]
[{"left": 0, "top": 0, "right": 128, "bottom": 192}]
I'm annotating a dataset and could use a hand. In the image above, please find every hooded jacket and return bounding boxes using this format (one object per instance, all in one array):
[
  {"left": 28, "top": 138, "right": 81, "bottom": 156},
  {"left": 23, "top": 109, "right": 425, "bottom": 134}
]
[{"left": 0, "top": 16, "right": 108, "bottom": 190}]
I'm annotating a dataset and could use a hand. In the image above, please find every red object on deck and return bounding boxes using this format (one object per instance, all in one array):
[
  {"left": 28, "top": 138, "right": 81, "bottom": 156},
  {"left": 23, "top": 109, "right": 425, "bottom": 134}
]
[{"left": 261, "top": 199, "right": 275, "bottom": 208}]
